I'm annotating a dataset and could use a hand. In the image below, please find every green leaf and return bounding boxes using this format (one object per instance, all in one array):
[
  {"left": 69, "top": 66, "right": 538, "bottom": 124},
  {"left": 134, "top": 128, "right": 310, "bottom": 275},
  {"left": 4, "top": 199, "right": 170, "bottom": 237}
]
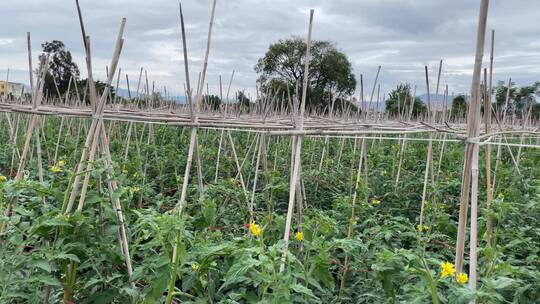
[
  {"left": 36, "top": 275, "right": 62, "bottom": 287},
  {"left": 290, "top": 283, "right": 317, "bottom": 299},
  {"left": 31, "top": 260, "right": 52, "bottom": 273},
  {"left": 56, "top": 253, "right": 80, "bottom": 263}
]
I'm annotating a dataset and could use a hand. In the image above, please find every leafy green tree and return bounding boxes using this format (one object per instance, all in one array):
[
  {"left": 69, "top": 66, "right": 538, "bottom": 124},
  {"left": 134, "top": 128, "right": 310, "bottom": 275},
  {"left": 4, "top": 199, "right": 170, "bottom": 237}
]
[
  {"left": 71, "top": 79, "right": 115, "bottom": 105},
  {"left": 237, "top": 91, "right": 251, "bottom": 110},
  {"left": 451, "top": 95, "right": 468, "bottom": 119},
  {"left": 494, "top": 81, "right": 540, "bottom": 117},
  {"left": 532, "top": 103, "right": 540, "bottom": 120},
  {"left": 39, "top": 40, "right": 80, "bottom": 97},
  {"left": 514, "top": 82, "right": 540, "bottom": 113},
  {"left": 255, "top": 37, "right": 356, "bottom": 111},
  {"left": 494, "top": 80, "right": 517, "bottom": 113},
  {"left": 203, "top": 95, "right": 221, "bottom": 111},
  {"left": 385, "top": 83, "right": 426, "bottom": 117}
]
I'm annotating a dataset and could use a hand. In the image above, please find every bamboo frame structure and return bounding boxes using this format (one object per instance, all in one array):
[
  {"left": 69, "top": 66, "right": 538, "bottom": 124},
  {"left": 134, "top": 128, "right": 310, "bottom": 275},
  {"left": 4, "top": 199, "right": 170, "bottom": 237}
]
[{"left": 2, "top": 1, "right": 540, "bottom": 301}]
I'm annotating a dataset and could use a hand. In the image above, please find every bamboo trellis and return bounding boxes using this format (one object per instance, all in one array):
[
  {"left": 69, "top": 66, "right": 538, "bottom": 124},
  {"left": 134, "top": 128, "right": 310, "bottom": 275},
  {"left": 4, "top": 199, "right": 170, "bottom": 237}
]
[{"left": 2, "top": 0, "right": 540, "bottom": 300}]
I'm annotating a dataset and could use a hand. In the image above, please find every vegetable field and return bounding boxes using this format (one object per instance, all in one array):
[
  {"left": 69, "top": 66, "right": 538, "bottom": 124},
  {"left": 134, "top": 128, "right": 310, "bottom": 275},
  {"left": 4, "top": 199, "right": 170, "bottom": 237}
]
[{"left": 1, "top": 121, "right": 539, "bottom": 303}]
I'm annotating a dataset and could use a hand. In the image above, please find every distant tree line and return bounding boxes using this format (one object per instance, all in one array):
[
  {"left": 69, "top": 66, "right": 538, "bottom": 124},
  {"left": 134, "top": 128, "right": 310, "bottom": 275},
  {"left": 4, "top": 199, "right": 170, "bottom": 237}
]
[{"left": 37, "top": 39, "right": 540, "bottom": 119}]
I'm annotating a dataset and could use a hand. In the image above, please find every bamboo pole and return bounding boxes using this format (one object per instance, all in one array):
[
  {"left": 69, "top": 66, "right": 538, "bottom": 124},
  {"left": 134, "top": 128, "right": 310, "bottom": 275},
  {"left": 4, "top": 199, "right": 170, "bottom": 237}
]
[
  {"left": 419, "top": 66, "right": 434, "bottom": 226},
  {"left": 454, "top": 1, "right": 490, "bottom": 293},
  {"left": 485, "top": 30, "right": 494, "bottom": 246},
  {"left": 339, "top": 138, "right": 366, "bottom": 298},
  {"left": 280, "top": 9, "right": 314, "bottom": 273},
  {"left": 365, "top": 66, "right": 381, "bottom": 121},
  {"left": 168, "top": 2, "right": 217, "bottom": 302}
]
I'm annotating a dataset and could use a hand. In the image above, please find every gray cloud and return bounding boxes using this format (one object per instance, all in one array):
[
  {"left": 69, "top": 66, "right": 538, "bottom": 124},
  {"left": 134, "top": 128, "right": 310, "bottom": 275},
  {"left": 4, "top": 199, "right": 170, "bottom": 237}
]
[{"left": 1, "top": 0, "right": 539, "bottom": 99}]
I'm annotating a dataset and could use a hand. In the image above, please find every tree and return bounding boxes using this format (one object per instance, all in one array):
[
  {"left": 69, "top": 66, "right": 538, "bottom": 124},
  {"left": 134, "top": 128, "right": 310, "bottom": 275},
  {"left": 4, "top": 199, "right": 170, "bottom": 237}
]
[
  {"left": 39, "top": 40, "right": 80, "bottom": 98},
  {"left": 451, "top": 95, "right": 468, "bottom": 119},
  {"left": 494, "top": 81, "right": 540, "bottom": 117},
  {"left": 255, "top": 37, "right": 356, "bottom": 111},
  {"left": 203, "top": 94, "right": 221, "bottom": 111},
  {"left": 514, "top": 82, "right": 540, "bottom": 114},
  {"left": 237, "top": 91, "right": 251, "bottom": 110},
  {"left": 70, "top": 79, "right": 115, "bottom": 105},
  {"left": 532, "top": 103, "right": 540, "bottom": 120},
  {"left": 385, "top": 83, "right": 426, "bottom": 117}
]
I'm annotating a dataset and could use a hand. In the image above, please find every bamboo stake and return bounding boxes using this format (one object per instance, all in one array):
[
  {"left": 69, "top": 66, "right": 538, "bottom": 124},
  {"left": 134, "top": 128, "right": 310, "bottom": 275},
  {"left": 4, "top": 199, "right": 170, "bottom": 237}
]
[
  {"left": 419, "top": 66, "right": 434, "bottom": 226},
  {"left": 485, "top": 30, "right": 494, "bottom": 246},
  {"left": 454, "top": 1, "right": 489, "bottom": 292},
  {"left": 339, "top": 138, "right": 366, "bottom": 298},
  {"left": 365, "top": 66, "right": 381, "bottom": 121},
  {"left": 168, "top": 2, "right": 217, "bottom": 302},
  {"left": 280, "top": 9, "right": 314, "bottom": 273}
]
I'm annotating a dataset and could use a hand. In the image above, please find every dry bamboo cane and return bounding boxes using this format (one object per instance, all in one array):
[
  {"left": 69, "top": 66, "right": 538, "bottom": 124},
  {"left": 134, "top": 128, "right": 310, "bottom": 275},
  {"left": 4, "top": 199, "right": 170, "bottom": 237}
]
[
  {"left": 485, "top": 30, "right": 494, "bottom": 246},
  {"left": 419, "top": 66, "right": 434, "bottom": 226},
  {"left": 64, "top": 27, "right": 103, "bottom": 213},
  {"left": 76, "top": 37, "right": 123, "bottom": 211},
  {"left": 454, "top": 0, "right": 489, "bottom": 291},
  {"left": 64, "top": 12, "right": 131, "bottom": 282},
  {"left": 214, "top": 77, "right": 226, "bottom": 183},
  {"left": 214, "top": 130, "right": 224, "bottom": 183},
  {"left": 15, "top": 55, "right": 48, "bottom": 180},
  {"left": 246, "top": 134, "right": 261, "bottom": 187},
  {"left": 235, "top": 132, "right": 258, "bottom": 178},
  {"left": 339, "top": 138, "right": 366, "bottom": 299},
  {"left": 53, "top": 117, "right": 65, "bottom": 163},
  {"left": 436, "top": 85, "right": 449, "bottom": 180},
  {"left": 365, "top": 66, "right": 381, "bottom": 121},
  {"left": 395, "top": 86, "right": 417, "bottom": 187},
  {"left": 9, "top": 113, "right": 21, "bottom": 174},
  {"left": 34, "top": 119, "right": 44, "bottom": 183},
  {"left": 122, "top": 122, "right": 134, "bottom": 171},
  {"left": 280, "top": 9, "right": 313, "bottom": 273},
  {"left": 68, "top": 14, "right": 130, "bottom": 269},
  {"left": 250, "top": 134, "right": 264, "bottom": 220},
  {"left": 227, "top": 131, "right": 248, "bottom": 194},
  {"left": 491, "top": 77, "right": 513, "bottom": 193},
  {"left": 168, "top": 2, "right": 216, "bottom": 302},
  {"left": 1, "top": 55, "right": 48, "bottom": 233},
  {"left": 515, "top": 105, "right": 531, "bottom": 167}
]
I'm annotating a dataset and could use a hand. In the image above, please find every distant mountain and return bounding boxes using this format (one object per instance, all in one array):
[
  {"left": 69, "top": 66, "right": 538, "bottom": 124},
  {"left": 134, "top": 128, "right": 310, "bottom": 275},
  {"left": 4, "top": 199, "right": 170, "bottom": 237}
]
[
  {"left": 115, "top": 87, "right": 187, "bottom": 104},
  {"left": 418, "top": 93, "right": 457, "bottom": 110}
]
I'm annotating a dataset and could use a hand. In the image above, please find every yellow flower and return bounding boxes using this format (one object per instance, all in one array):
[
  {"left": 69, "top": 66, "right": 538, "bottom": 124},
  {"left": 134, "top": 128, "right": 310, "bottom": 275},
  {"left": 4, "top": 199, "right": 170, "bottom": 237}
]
[
  {"left": 295, "top": 231, "right": 304, "bottom": 241},
  {"left": 191, "top": 262, "right": 200, "bottom": 271},
  {"left": 49, "top": 165, "right": 62, "bottom": 173},
  {"left": 456, "top": 272, "right": 468, "bottom": 284},
  {"left": 416, "top": 225, "right": 430, "bottom": 232},
  {"left": 57, "top": 160, "right": 65, "bottom": 167},
  {"left": 249, "top": 222, "right": 262, "bottom": 237},
  {"left": 0, "top": 175, "right": 7, "bottom": 182},
  {"left": 440, "top": 262, "right": 456, "bottom": 278},
  {"left": 372, "top": 199, "right": 381, "bottom": 206}
]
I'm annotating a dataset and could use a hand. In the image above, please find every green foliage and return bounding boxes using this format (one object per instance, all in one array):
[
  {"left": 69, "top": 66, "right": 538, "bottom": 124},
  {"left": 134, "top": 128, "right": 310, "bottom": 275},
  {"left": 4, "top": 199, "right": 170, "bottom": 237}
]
[
  {"left": 385, "top": 83, "right": 427, "bottom": 117},
  {"left": 451, "top": 95, "right": 468, "bottom": 119},
  {"left": 255, "top": 37, "right": 356, "bottom": 111},
  {"left": 494, "top": 81, "right": 540, "bottom": 117},
  {"left": 203, "top": 94, "right": 222, "bottom": 111},
  {"left": 40, "top": 40, "right": 80, "bottom": 97},
  {"left": 0, "top": 117, "right": 539, "bottom": 303}
]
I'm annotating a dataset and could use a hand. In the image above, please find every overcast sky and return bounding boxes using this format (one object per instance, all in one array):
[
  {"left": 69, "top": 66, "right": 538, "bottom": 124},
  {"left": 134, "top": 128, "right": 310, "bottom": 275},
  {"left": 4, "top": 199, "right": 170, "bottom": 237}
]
[{"left": 1, "top": 0, "right": 539, "bottom": 99}]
